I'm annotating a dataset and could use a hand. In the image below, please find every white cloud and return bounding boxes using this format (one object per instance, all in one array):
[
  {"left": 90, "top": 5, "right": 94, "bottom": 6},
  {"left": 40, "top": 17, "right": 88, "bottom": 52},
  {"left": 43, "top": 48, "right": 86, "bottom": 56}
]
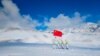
[
  {"left": 0, "top": 0, "right": 37, "bottom": 30},
  {"left": 0, "top": 0, "right": 98, "bottom": 31},
  {"left": 46, "top": 12, "right": 89, "bottom": 30}
]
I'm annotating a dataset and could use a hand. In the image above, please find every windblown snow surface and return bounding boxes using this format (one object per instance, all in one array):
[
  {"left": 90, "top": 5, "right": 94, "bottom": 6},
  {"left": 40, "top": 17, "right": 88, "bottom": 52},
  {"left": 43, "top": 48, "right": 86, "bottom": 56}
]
[{"left": 0, "top": 27, "right": 100, "bottom": 56}]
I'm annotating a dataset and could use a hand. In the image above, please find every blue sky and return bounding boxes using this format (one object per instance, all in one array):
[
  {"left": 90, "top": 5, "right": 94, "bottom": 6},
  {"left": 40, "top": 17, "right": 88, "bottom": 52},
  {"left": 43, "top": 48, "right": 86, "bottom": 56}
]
[
  {"left": 12, "top": 0, "right": 100, "bottom": 23},
  {"left": 0, "top": 0, "right": 100, "bottom": 30}
]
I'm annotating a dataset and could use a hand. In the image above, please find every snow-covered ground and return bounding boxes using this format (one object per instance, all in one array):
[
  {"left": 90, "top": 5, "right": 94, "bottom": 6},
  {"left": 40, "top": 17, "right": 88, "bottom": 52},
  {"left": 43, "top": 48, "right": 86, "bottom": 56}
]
[
  {"left": 0, "top": 45, "right": 100, "bottom": 56},
  {"left": 0, "top": 28, "right": 100, "bottom": 48},
  {"left": 0, "top": 26, "right": 100, "bottom": 56}
]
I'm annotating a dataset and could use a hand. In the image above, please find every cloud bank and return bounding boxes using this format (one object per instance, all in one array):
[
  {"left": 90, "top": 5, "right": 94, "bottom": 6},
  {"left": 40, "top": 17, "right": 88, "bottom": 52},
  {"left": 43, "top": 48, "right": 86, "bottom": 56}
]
[
  {"left": 0, "top": 0, "right": 37, "bottom": 30},
  {"left": 45, "top": 12, "right": 89, "bottom": 30},
  {"left": 0, "top": 0, "right": 99, "bottom": 31}
]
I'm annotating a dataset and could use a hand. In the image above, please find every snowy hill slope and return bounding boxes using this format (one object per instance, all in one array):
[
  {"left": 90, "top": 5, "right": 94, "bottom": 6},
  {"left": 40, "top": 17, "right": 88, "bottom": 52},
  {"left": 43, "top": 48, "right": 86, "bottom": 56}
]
[
  {"left": 0, "top": 23, "right": 100, "bottom": 48},
  {"left": 0, "top": 29, "right": 53, "bottom": 44}
]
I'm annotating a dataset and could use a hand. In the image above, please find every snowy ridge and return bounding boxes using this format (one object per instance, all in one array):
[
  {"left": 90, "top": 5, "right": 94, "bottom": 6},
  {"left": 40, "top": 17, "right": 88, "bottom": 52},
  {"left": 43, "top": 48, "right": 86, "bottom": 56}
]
[{"left": 0, "top": 22, "right": 100, "bottom": 48}]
